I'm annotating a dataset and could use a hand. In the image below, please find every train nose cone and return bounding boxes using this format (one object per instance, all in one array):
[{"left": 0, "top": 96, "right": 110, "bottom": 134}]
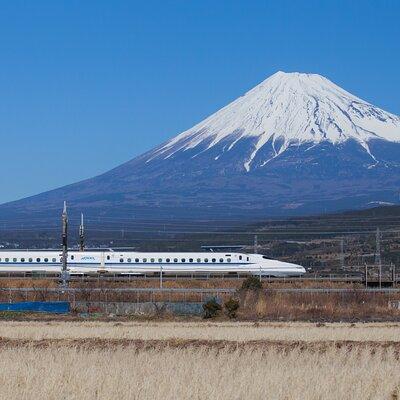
[{"left": 289, "top": 263, "right": 306, "bottom": 275}]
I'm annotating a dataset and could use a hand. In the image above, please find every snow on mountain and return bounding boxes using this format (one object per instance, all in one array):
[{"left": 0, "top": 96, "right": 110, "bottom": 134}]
[
  {"left": 1, "top": 71, "right": 399, "bottom": 222},
  {"left": 147, "top": 71, "right": 400, "bottom": 171}
]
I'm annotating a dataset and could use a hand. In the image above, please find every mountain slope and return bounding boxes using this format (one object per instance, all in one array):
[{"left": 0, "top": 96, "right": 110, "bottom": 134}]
[
  {"left": 147, "top": 71, "right": 400, "bottom": 171},
  {"left": 1, "top": 71, "right": 399, "bottom": 223}
]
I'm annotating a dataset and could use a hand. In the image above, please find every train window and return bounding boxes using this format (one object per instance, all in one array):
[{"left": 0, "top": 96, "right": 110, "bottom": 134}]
[
  {"left": 166, "top": 258, "right": 170, "bottom": 262},
  {"left": 120, "top": 258, "right": 124, "bottom": 263},
  {"left": 158, "top": 258, "right": 162, "bottom": 263},
  {"left": 150, "top": 258, "right": 155, "bottom": 263},
  {"left": 52, "top": 258, "right": 56, "bottom": 262},
  {"left": 197, "top": 258, "right": 201, "bottom": 263},
  {"left": 181, "top": 258, "right": 186, "bottom": 262},
  {"left": 127, "top": 258, "right": 132, "bottom": 263},
  {"left": 13, "top": 258, "right": 17, "bottom": 262},
  {"left": 219, "top": 258, "right": 224, "bottom": 263},
  {"left": 143, "top": 258, "right": 147, "bottom": 263},
  {"left": 173, "top": 258, "right": 178, "bottom": 262},
  {"left": 247, "top": 257, "right": 249, "bottom": 261},
  {"left": 107, "top": 255, "right": 110, "bottom": 260},
  {"left": 239, "top": 255, "right": 242, "bottom": 260},
  {"left": 227, "top": 258, "right": 231, "bottom": 263},
  {"left": 189, "top": 258, "right": 193, "bottom": 263},
  {"left": 21, "top": 258, "right": 25, "bottom": 262},
  {"left": 5, "top": 258, "right": 9, "bottom": 262},
  {"left": 212, "top": 258, "right": 216, "bottom": 263},
  {"left": 44, "top": 258, "right": 48, "bottom": 262},
  {"left": 29, "top": 258, "right": 33, "bottom": 262},
  {"left": 204, "top": 258, "right": 208, "bottom": 263},
  {"left": 135, "top": 258, "right": 139, "bottom": 263},
  {"left": 71, "top": 255, "right": 74, "bottom": 260},
  {"left": 36, "top": 258, "right": 41, "bottom": 262}
]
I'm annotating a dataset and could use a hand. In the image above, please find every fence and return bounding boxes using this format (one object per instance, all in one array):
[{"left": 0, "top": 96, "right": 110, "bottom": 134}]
[
  {"left": 3, "top": 286, "right": 400, "bottom": 303},
  {"left": 2, "top": 287, "right": 400, "bottom": 317},
  {"left": 0, "top": 287, "right": 235, "bottom": 305},
  {"left": 0, "top": 263, "right": 396, "bottom": 286}
]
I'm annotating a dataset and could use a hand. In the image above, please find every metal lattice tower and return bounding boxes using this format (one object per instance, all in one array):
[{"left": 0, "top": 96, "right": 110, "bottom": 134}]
[
  {"left": 60, "top": 201, "right": 70, "bottom": 288},
  {"left": 375, "top": 227, "right": 381, "bottom": 267},
  {"left": 79, "top": 213, "right": 85, "bottom": 252},
  {"left": 340, "top": 238, "right": 345, "bottom": 269},
  {"left": 375, "top": 227, "right": 382, "bottom": 289},
  {"left": 254, "top": 235, "right": 258, "bottom": 254}
]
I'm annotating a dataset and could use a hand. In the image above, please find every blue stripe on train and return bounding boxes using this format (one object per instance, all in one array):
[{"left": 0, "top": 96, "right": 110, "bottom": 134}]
[{"left": 0, "top": 262, "right": 251, "bottom": 267}]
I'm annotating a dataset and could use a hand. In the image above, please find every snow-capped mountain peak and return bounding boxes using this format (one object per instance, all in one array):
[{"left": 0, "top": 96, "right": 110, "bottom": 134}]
[
  {"left": 2, "top": 72, "right": 400, "bottom": 221},
  {"left": 147, "top": 71, "right": 400, "bottom": 171}
]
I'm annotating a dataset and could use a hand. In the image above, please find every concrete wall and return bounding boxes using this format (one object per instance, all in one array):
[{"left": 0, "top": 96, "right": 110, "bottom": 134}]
[{"left": 74, "top": 301, "right": 204, "bottom": 316}]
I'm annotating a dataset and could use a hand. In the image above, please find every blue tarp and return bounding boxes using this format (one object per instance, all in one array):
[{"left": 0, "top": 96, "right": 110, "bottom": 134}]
[{"left": 0, "top": 301, "right": 70, "bottom": 314}]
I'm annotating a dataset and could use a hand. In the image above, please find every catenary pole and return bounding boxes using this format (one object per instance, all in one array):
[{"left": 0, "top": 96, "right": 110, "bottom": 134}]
[
  {"left": 61, "top": 201, "right": 70, "bottom": 288},
  {"left": 79, "top": 213, "right": 85, "bottom": 252}
]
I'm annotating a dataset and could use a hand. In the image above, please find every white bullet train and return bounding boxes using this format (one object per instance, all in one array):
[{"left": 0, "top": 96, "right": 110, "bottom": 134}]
[{"left": 0, "top": 250, "right": 306, "bottom": 277}]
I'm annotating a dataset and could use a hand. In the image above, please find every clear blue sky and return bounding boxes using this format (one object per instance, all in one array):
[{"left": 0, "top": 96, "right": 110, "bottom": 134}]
[{"left": 0, "top": 0, "right": 399, "bottom": 204}]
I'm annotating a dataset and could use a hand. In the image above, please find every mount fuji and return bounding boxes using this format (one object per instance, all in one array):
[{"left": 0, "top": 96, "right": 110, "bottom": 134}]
[{"left": 1, "top": 71, "right": 400, "bottom": 222}]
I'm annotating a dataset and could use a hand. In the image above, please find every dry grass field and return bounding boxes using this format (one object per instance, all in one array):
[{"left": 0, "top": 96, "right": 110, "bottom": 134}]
[
  {"left": 0, "top": 277, "right": 364, "bottom": 289},
  {"left": 0, "top": 345, "right": 399, "bottom": 400},
  {"left": 0, "top": 321, "right": 400, "bottom": 399},
  {"left": 1, "top": 320, "right": 400, "bottom": 342}
]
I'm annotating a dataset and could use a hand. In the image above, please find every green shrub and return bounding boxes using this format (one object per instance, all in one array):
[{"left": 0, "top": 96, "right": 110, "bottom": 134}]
[
  {"left": 224, "top": 298, "right": 240, "bottom": 319},
  {"left": 241, "top": 276, "right": 262, "bottom": 290},
  {"left": 202, "top": 298, "right": 222, "bottom": 319},
  {"left": 0, "top": 311, "right": 23, "bottom": 320}
]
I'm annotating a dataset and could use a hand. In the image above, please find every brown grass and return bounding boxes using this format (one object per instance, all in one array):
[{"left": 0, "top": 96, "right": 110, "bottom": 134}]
[
  {"left": 2, "top": 285, "right": 400, "bottom": 322},
  {"left": 1, "top": 278, "right": 400, "bottom": 322},
  {"left": 237, "top": 290, "right": 400, "bottom": 321},
  {"left": 0, "top": 341, "right": 399, "bottom": 399},
  {"left": 0, "top": 277, "right": 363, "bottom": 289},
  {"left": 1, "top": 321, "right": 400, "bottom": 399},
  {"left": 1, "top": 320, "right": 400, "bottom": 342}
]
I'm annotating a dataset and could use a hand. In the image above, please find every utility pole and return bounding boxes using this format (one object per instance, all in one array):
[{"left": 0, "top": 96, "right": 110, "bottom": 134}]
[
  {"left": 79, "top": 213, "right": 85, "bottom": 252},
  {"left": 375, "top": 228, "right": 382, "bottom": 289},
  {"left": 60, "top": 201, "right": 70, "bottom": 288},
  {"left": 392, "top": 262, "right": 396, "bottom": 286},
  {"left": 340, "top": 238, "right": 345, "bottom": 270},
  {"left": 254, "top": 235, "right": 258, "bottom": 254}
]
